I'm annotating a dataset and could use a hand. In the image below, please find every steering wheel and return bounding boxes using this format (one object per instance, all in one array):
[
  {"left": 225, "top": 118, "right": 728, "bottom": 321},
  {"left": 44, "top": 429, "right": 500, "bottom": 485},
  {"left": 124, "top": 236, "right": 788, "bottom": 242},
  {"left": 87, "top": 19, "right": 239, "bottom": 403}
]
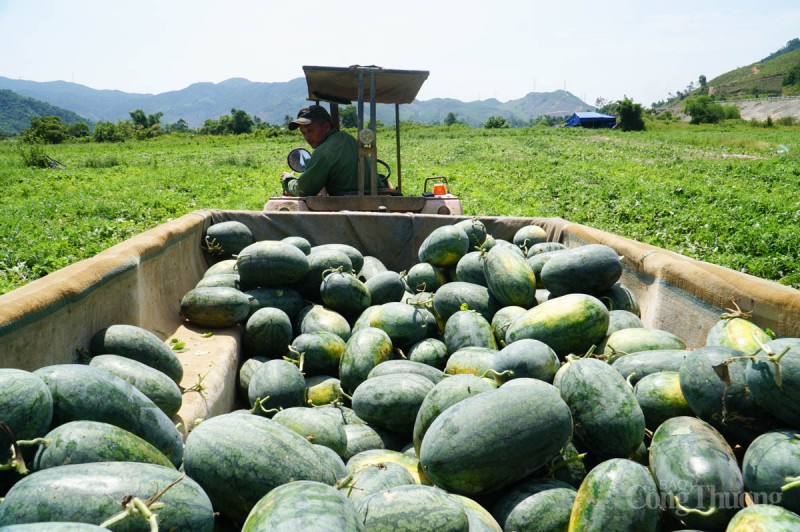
[{"left": 377, "top": 159, "right": 391, "bottom": 179}]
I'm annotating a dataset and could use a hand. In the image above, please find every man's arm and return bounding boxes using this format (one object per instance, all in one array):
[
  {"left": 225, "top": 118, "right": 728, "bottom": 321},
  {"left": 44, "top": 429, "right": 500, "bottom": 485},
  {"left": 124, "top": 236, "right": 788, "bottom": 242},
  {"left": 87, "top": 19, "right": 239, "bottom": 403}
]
[{"left": 282, "top": 150, "right": 333, "bottom": 196}]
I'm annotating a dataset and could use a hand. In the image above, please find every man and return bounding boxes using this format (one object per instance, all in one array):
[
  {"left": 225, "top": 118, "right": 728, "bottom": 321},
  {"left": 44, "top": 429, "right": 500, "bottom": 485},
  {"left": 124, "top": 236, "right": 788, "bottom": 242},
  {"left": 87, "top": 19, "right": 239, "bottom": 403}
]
[{"left": 280, "top": 105, "right": 359, "bottom": 196}]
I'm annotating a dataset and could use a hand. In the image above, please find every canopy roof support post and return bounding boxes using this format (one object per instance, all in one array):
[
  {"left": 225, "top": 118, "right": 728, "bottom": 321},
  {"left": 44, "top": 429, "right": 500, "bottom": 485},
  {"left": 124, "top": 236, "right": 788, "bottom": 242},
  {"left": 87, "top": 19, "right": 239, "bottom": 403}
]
[
  {"left": 395, "top": 103, "right": 402, "bottom": 194},
  {"left": 357, "top": 71, "right": 365, "bottom": 196},
  {"left": 369, "top": 71, "right": 378, "bottom": 196}
]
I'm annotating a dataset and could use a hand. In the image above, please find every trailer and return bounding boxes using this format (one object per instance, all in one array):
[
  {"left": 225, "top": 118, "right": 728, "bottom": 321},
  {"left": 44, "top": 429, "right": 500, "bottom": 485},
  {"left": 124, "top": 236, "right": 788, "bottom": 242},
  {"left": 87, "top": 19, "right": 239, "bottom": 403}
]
[{"left": 2, "top": 209, "right": 799, "bottom": 432}]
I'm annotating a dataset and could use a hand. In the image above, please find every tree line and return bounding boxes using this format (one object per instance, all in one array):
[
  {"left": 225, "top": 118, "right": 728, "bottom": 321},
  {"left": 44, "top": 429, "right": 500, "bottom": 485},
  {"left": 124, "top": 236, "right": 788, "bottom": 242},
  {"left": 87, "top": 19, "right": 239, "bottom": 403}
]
[{"left": 19, "top": 108, "right": 291, "bottom": 145}]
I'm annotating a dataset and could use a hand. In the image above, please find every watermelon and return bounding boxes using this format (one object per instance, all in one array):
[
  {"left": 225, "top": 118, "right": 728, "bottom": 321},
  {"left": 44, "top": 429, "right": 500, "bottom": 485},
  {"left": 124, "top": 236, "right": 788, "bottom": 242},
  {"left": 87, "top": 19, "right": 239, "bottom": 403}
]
[
  {"left": 505, "top": 293, "right": 609, "bottom": 359},
  {"left": 281, "top": 235, "right": 312, "bottom": 254},
  {"left": 539, "top": 244, "right": 622, "bottom": 297},
  {"left": 204, "top": 220, "right": 253, "bottom": 257},
  {"left": 183, "top": 412, "right": 338, "bottom": 523},
  {"left": 243, "top": 480, "right": 364, "bottom": 532},
  {"left": 351, "top": 373, "right": 434, "bottom": 434},
  {"left": 243, "top": 307, "right": 293, "bottom": 358},
  {"left": 354, "top": 484, "right": 468, "bottom": 532},
  {"left": 482, "top": 245, "right": 538, "bottom": 308},
  {"left": 0, "top": 369, "right": 53, "bottom": 468},
  {"left": 512, "top": 225, "right": 548, "bottom": 250},
  {"left": 89, "top": 324, "right": 183, "bottom": 384},
  {"left": 358, "top": 255, "right": 388, "bottom": 281},
  {"left": 726, "top": 504, "right": 800, "bottom": 531},
  {"left": 433, "top": 281, "right": 501, "bottom": 323},
  {"left": 492, "top": 338, "right": 559, "bottom": 384},
  {"left": 649, "top": 416, "right": 744, "bottom": 530},
  {"left": 362, "top": 302, "right": 438, "bottom": 350},
  {"left": 706, "top": 316, "right": 771, "bottom": 355},
  {"left": 244, "top": 286, "right": 305, "bottom": 320},
  {"left": 321, "top": 270, "right": 372, "bottom": 317},
  {"left": 443, "top": 310, "right": 497, "bottom": 354},
  {"left": 405, "top": 262, "right": 448, "bottom": 293},
  {"left": 491, "top": 478, "right": 576, "bottom": 532},
  {"left": 33, "top": 364, "right": 183, "bottom": 467},
  {"left": 418, "top": 224, "right": 470, "bottom": 267},
  {"left": 237, "top": 240, "right": 310, "bottom": 289},
  {"left": 454, "top": 218, "right": 487, "bottom": 249},
  {"left": 568, "top": 458, "right": 660, "bottom": 531},
  {"left": 32, "top": 420, "right": 174, "bottom": 471},
  {"left": 455, "top": 251, "right": 488, "bottom": 287},
  {"left": 296, "top": 304, "right": 351, "bottom": 341},
  {"left": 88, "top": 355, "right": 182, "bottom": 417},
  {"left": 745, "top": 338, "right": 800, "bottom": 427},
  {"left": 406, "top": 338, "right": 449, "bottom": 370},
  {"left": 742, "top": 429, "right": 800, "bottom": 513},
  {"left": 339, "top": 462, "right": 416, "bottom": 502},
  {"left": 339, "top": 327, "right": 396, "bottom": 394},
  {"left": 412, "top": 374, "right": 497, "bottom": 456},
  {"left": 0, "top": 462, "right": 214, "bottom": 530},
  {"left": 291, "top": 331, "right": 346, "bottom": 376},
  {"left": 364, "top": 271, "right": 406, "bottom": 305},
  {"left": 180, "top": 286, "right": 251, "bottom": 328},
  {"left": 247, "top": 359, "right": 306, "bottom": 416},
  {"left": 272, "top": 407, "right": 348, "bottom": 458},
  {"left": 295, "top": 249, "right": 353, "bottom": 301},
  {"left": 367, "top": 360, "right": 445, "bottom": 384},
  {"left": 632, "top": 371, "right": 693, "bottom": 430},
  {"left": 419, "top": 381, "right": 572, "bottom": 495},
  {"left": 679, "top": 346, "right": 775, "bottom": 444},
  {"left": 602, "top": 327, "right": 686, "bottom": 362},
  {"left": 313, "top": 243, "right": 364, "bottom": 273},
  {"left": 555, "top": 357, "right": 645, "bottom": 458}
]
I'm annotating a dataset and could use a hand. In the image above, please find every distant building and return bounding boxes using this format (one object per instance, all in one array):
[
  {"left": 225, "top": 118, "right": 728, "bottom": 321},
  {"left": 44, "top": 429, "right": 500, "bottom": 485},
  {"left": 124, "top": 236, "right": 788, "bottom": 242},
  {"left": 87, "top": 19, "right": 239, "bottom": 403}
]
[{"left": 565, "top": 112, "right": 616, "bottom": 128}]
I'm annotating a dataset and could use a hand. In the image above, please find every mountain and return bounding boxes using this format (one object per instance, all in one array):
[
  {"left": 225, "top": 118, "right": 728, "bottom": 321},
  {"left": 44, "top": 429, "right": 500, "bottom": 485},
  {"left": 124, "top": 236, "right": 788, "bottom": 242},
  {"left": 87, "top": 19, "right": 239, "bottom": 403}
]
[
  {"left": 0, "top": 89, "right": 91, "bottom": 136},
  {"left": 702, "top": 39, "right": 800, "bottom": 99},
  {"left": 0, "top": 76, "right": 592, "bottom": 129}
]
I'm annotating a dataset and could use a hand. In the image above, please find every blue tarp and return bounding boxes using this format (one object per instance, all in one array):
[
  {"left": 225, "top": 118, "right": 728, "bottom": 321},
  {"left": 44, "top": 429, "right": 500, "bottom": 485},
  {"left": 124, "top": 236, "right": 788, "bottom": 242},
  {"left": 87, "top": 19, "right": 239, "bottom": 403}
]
[{"left": 565, "top": 112, "right": 616, "bottom": 128}]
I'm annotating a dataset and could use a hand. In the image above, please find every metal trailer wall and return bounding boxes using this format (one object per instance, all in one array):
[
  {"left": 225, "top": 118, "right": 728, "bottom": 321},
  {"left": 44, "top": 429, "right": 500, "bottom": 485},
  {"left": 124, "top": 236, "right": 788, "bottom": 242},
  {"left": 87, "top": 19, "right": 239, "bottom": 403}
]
[{"left": 2, "top": 209, "right": 799, "bottom": 435}]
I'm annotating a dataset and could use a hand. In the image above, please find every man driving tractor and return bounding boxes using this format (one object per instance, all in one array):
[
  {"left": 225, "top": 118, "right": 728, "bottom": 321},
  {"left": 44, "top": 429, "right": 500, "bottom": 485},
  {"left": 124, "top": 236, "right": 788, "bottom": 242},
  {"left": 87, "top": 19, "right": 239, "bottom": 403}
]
[{"left": 280, "top": 105, "right": 359, "bottom": 197}]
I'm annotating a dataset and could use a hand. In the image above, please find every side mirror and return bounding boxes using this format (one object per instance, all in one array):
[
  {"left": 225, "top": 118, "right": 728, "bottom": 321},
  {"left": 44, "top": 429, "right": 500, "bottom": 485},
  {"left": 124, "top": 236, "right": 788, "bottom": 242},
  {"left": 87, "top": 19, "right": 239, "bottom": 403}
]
[{"left": 287, "top": 147, "right": 311, "bottom": 173}]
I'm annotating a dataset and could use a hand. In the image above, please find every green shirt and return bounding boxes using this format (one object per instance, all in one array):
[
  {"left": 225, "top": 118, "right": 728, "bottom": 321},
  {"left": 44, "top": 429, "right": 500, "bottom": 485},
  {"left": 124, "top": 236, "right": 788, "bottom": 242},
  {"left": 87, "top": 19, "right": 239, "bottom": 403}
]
[{"left": 284, "top": 130, "right": 359, "bottom": 196}]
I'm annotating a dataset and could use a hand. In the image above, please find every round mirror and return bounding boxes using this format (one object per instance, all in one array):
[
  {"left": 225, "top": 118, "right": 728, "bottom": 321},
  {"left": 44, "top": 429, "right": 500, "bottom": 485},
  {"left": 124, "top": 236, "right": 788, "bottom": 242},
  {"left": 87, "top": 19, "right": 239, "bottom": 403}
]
[{"left": 287, "top": 147, "right": 311, "bottom": 173}]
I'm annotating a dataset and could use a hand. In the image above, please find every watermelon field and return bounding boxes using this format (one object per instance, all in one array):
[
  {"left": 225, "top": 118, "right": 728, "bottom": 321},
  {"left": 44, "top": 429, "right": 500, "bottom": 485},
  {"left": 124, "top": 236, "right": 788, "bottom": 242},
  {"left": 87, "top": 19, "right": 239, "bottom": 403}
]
[{"left": 0, "top": 120, "right": 799, "bottom": 295}]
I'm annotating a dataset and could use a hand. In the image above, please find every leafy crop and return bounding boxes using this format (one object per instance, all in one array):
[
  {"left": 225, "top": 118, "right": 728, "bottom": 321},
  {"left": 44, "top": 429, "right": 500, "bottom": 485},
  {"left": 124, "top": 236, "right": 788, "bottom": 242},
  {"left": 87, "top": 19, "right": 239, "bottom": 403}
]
[{"left": 1, "top": 123, "right": 798, "bottom": 294}]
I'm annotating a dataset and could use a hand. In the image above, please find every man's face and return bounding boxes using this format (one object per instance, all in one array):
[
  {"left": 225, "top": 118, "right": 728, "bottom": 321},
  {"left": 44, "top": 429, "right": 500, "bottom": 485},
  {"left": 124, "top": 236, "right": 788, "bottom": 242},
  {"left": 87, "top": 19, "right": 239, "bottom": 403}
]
[{"left": 299, "top": 120, "right": 330, "bottom": 149}]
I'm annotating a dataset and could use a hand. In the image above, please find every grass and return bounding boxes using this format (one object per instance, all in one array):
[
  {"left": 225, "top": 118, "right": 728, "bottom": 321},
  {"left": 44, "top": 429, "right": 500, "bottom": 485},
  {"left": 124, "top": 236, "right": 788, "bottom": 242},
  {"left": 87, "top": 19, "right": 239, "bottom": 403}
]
[{"left": 1, "top": 121, "right": 799, "bottom": 294}]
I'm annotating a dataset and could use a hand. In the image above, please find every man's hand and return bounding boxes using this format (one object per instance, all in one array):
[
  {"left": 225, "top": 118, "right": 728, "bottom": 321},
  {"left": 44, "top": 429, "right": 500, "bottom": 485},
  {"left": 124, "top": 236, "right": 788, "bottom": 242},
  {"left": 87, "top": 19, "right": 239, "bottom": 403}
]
[{"left": 280, "top": 172, "right": 295, "bottom": 196}]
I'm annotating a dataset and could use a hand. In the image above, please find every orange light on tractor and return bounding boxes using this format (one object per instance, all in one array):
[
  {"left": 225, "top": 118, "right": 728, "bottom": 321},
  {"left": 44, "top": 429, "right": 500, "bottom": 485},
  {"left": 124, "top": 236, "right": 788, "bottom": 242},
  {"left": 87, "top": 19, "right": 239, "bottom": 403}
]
[{"left": 432, "top": 183, "right": 446, "bottom": 195}]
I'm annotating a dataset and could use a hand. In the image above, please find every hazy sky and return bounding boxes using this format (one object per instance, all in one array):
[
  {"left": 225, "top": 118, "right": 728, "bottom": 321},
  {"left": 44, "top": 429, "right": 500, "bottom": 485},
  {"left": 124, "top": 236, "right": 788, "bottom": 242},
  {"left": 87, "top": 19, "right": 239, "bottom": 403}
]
[{"left": 1, "top": 1, "right": 798, "bottom": 106}]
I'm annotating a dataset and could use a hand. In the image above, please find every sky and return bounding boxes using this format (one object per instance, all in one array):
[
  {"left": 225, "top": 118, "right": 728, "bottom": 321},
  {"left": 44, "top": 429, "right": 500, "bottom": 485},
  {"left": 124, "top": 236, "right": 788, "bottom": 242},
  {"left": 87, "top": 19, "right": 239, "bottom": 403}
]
[{"left": 1, "top": 0, "right": 799, "bottom": 107}]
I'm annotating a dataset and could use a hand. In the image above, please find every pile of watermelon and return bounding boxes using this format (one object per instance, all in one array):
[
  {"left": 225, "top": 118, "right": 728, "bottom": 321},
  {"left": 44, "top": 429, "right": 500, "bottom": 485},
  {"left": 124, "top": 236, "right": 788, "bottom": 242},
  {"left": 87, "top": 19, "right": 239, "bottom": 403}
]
[{"left": 2, "top": 218, "right": 800, "bottom": 531}]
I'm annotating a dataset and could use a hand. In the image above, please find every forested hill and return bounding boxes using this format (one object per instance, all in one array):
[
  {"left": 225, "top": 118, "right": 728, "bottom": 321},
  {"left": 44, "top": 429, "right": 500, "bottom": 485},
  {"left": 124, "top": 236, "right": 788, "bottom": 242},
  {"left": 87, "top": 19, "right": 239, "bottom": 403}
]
[
  {"left": 0, "top": 75, "right": 592, "bottom": 129},
  {"left": 0, "top": 89, "right": 90, "bottom": 136}
]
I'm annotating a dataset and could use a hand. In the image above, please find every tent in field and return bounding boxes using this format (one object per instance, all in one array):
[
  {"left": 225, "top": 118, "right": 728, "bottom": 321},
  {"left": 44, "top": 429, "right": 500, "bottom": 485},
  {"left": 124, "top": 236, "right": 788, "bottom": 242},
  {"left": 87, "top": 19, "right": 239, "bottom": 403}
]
[{"left": 565, "top": 112, "right": 617, "bottom": 128}]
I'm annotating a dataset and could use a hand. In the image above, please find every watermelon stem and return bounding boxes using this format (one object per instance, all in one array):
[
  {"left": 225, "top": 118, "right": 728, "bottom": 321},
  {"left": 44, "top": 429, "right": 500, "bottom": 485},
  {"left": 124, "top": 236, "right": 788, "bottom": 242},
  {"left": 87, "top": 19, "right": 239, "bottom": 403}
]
[
  {"left": 181, "top": 371, "right": 210, "bottom": 396},
  {"left": 201, "top": 236, "right": 224, "bottom": 256},
  {"left": 284, "top": 347, "right": 306, "bottom": 373},
  {"left": 250, "top": 396, "right": 280, "bottom": 416},
  {"left": 479, "top": 368, "right": 513, "bottom": 380},
  {"left": 0, "top": 422, "right": 33, "bottom": 475},
  {"left": 99, "top": 496, "right": 167, "bottom": 531},
  {"left": 720, "top": 299, "right": 752, "bottom": 321},
  {"left": 547, "top": 452, "right": 587, "bottom": 475},
  {"left": 672, "top": 496, "right": 717, "bottom": 517},
  {"left": 731, "top": 339, "right": 790, "bottom": 390},
  {"left": 339, "top": 390, "right": 354, "bottom": 402},
  {"left": 781, "top": 476, "right": 800, "bottom": 492}
]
